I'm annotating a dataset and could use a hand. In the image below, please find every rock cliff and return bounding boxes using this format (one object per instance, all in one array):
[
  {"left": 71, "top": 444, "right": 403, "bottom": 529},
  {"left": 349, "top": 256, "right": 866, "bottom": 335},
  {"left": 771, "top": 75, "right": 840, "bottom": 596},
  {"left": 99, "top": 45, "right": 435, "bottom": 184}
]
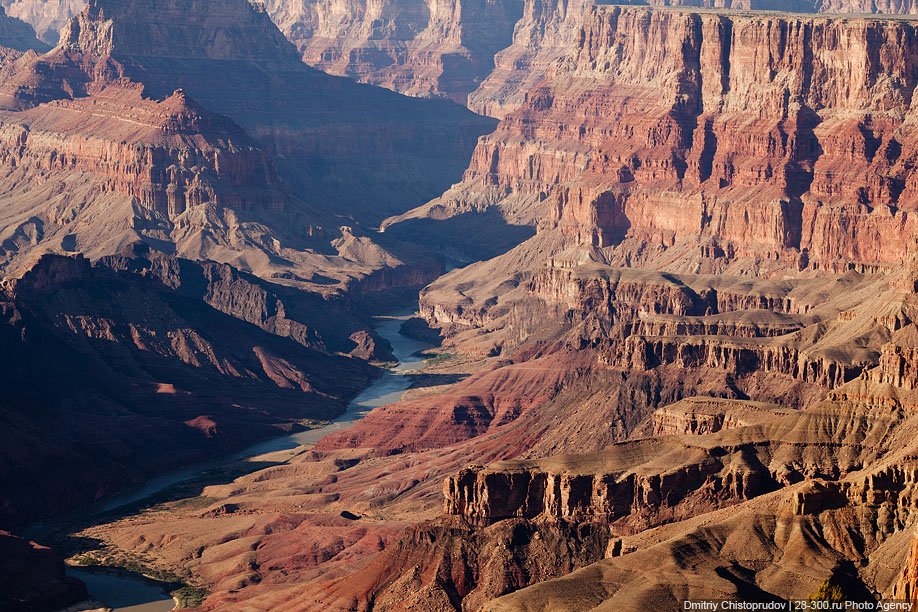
[
  {"left": 263, "top": 0, "right": 522, "bottom": 105},
  {"left": 0, "top": 0, "right": 83, "bottom": 43},
  {"left": 0, "top": 85, "right": 281, "bottom": 219},
  {"left": 0, "top": 4, "right": 47, "bottom": 52},
  {"left": 466, "top": 0, "right": 594, "bottom": 118},
  {"left": 395, "top": 7, "right": 918, "bottom": 274}
]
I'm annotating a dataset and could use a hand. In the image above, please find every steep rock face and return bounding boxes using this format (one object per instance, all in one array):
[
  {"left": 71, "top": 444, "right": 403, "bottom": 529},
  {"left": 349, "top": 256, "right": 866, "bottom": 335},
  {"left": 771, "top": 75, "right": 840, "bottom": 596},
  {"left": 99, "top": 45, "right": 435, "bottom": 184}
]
[
  {"left": 0, "top": 4, "right": 47, "bottom": 52},
  {"left": 648, "top": 397, "right": 787, "bottom": 435},
  {"left": 399, "top": 8, "right": 918, "bottom": 275},
  {"left": 816, "top": 0, "right": 918, "bottom": 11},
  {"left": 350, "top": 518, "right": 612, "bottom": 611},
  {"left": 0, "top": 0, "right": 490, "bottom": 298},
  {"left": 466, "top": 0, "right": 594, "bottom": 118},
  {"left": 0, "top": 79, "right": 339, "bottom": 288},
  {"left": 868, "top": 325, "right": 918, "bottom": 391},
  {"left": 335, "top": 387, "right": 911, "bottom": 610},
  {"left": 0, "top": 531, "right": 87, "bottom": 612},
  {"left": 443, "top": 442, "right": 774, "bottom": 529},
  {"left": 0, "top": 0, "right": 83, "bottom": 44},
  {"left": 101, "top": 249, "right": 391, "bottom": 355},
  {"left": 0, "top": 254, "right": 375, "bottom": 526},
  {"left": 893, "top": 532, "right": 918, "bottom": 603},
  {"left": 263, "top": 0, "right": 522, "bottom": 105},
  {"left": 26, "top": 0, "right": 496, "bottom": 225}
]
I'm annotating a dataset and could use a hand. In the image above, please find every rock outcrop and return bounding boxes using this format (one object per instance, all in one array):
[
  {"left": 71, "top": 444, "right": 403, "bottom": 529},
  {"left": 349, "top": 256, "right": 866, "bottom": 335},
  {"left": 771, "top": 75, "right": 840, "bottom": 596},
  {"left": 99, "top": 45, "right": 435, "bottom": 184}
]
[
  {"left": 892, "top": 531, "right": 918, "bottom": 603},
  {"left": 0, "top": 85, "right": 282, "bottom": 219},
  {"left": 466, "top": 0, "right": 594, "bottom": 118}
]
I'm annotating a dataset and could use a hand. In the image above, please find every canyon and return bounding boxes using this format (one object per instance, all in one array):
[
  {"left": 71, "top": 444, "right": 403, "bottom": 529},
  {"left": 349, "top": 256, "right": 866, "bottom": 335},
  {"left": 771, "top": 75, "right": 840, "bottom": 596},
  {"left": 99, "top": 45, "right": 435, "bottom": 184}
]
[{"left": 1, "top": 0, "right": 918, "bottom": 612}]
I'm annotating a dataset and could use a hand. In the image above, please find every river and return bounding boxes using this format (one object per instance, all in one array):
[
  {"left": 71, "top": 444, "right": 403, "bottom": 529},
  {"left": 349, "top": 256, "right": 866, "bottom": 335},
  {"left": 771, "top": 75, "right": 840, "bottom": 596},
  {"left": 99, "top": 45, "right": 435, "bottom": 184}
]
[{"left": 59, "top": 312, "right": 433, "bottom": 612}]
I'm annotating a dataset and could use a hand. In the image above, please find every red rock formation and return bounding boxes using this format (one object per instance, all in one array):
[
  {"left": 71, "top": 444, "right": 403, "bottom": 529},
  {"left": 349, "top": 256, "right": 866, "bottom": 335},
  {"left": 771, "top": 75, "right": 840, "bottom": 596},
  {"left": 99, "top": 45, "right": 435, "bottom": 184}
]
[
  {"left": 398, "top": 7, "right": 918, "bottom": 274},
  {"left": 317, "top": 350, "right": 593, "bottom": 453},
  {"left": 0, "top": 0, "right": 489, "bottom": 300},
  {"left": 32, "top": 0, "right": 495, "bottom": 224},
  {"left": 0, "top": 84, "right": 282, "bottom": 219},
  {"left": 648, "top": 397, "right": 788, "bottom": 436},
  {"left": 467, "top": 0, "right": 594, "bottom": 118},
  {"left": 12, "top": 3, "right": 918, "bottom": 612},
  {"left": 892, "top": 531, "right": 918, "bottom": 603}
]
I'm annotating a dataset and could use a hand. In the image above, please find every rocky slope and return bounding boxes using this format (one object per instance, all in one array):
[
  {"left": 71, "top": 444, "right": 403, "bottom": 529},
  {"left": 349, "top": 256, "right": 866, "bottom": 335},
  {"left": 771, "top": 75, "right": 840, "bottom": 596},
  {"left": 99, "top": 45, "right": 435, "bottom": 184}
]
[
  {"left": 343, "top": 8, "right": 918, "bottom": 607},
  {"left": 263, "top": 0, "right": 522, "bottom": 105},
  {"left": 466, "top": 0, "right": 596, "bottom": 118},
  {"left": 0, "top": 253, "right": 376, "bottom": 527},
  {"left": 0, "top": 531, "right": 87, "bottom": 612}
]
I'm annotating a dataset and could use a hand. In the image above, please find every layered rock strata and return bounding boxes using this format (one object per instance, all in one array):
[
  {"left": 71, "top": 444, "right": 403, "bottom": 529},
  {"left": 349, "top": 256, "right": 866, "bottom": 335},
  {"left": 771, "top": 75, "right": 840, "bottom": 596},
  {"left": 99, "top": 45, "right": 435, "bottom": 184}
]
[
  {"left": 395, "top": 7, "right": 918, "bottom": 274},
  {"left": 0, "top": 0, "right": 492, "bottom": 300},
  {"left": 263, "top": 0, "right": 522, "bottom": 105},
  {"left": 29, "top": 0, "right": 495, "bottom": 224},
  {"left": 263, "top": 0, "right": 918, "bottom": 120}
]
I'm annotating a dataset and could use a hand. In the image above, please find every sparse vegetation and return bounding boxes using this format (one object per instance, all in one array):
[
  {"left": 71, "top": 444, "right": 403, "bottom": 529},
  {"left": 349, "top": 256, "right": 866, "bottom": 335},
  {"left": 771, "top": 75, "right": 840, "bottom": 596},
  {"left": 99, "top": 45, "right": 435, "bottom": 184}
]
[
  {"left": 808, "top": 580, "right": 846, "bottom": 603},
  {"left": 172, "top": 585, "right": 209, "bottom": 608}
]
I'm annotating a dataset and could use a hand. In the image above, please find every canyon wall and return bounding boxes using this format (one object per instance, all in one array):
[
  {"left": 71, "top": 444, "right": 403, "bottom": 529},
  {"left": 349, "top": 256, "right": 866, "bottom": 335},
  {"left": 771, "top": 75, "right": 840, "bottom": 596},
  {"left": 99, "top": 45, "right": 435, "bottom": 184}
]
[
  {"left": 416, "top": 7, "right": 918, "bottom": 273},
  {"left": 466, "top": 0, "right": 596, "bottom": 117},
  {"left": 0, "top": 0, "right": 493, "bottom": 299},
  {"left": 0, "top": 86, "right": 282, "bottom": 220},
  {"left": 258, "top": 0, "right": 918, "bottom": 120},
  {"left": 0, "top": 253, "right": 377, "bottom": 527},
  {"left": 0, "top": 0, "right": 83, "bottom": 43},
  {"left": 263, "top": 0, "right": 523, "bottom": 105},
  {"left": 0, "top": 0, "right": 494, "bottom": 227},
  {"left": 0, "top": 4, "right": 46, "bottom": 51}
]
